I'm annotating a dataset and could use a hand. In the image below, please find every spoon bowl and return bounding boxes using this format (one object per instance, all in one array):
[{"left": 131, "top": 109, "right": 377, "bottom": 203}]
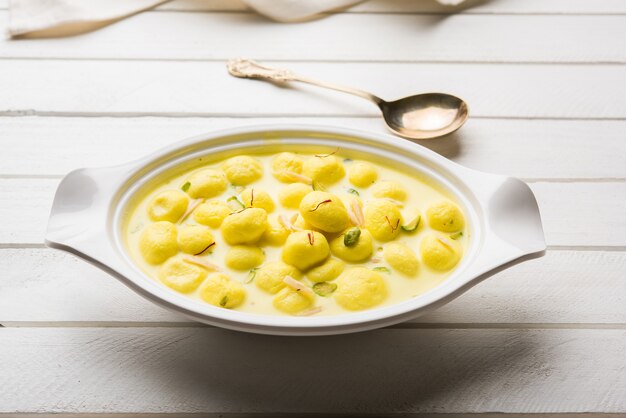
[{"left": 380, "top": 93, "right": 469, "bottom": 140}]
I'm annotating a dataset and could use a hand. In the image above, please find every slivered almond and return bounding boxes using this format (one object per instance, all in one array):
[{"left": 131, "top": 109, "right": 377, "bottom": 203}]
[
  {"left": 437, "top": 237, "right": 455, "bottom": 250},
  {"left": 277, "top": 170, "right": 313, "bottom": 185},
  {"left": 348, "top": 198, "right": 365, "bottom": 227},
  {"left": 384, "top": 198, "right": 404, "bottom": 208},
  {"left": 279, "top": 213, "right": 302, "bottom": 232},
  {"left": 178, "top": 198, "right": 204, "bottom": 224},
  {"left": 283, "top": 275, "right": 314, "bottom": 295},
  {"left": 347, "top": 210, "right": 359, "bottom": 226},
  {"left": 297, "top": 306, "right": 323, "bottom": 316},
  {"left": 181, "top": 255, "right": 220, "bottom": 271}
]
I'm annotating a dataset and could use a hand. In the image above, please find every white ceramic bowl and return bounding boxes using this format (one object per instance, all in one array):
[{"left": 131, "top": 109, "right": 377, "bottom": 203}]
[{"left": 46, "top": 125, "right": 546, "bottom": 335}]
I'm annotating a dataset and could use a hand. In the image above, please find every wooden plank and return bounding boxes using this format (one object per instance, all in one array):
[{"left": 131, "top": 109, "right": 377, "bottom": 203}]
[
  {"left": 2, "top": 12, "right": 626, "bottom": 63},
  {"left": 158, "top": 0, "right": 626, "bottom": 14},
  {"left": 1, "top": 248, "right": 624, "bottom": 326},
  {"left": 0, "top": 179, "right": 57, "bottom": 245},
  {"left": 0, "top": 327, "right": 625, "bottom": 413},
  {"left": 0, "top": 248, "right": 183, "bottom": 324},
  {"left": 1, "top": 179, "right": 624, "bottom": 247},
  {"left": 2, "top": 61, "right": 626, "bottom": 119},
  {"left": 2, "top": 117, "right": 626, "bottom": 180},
  {"left": 531, "top": 182, "right": 626, "bottom": 248}
]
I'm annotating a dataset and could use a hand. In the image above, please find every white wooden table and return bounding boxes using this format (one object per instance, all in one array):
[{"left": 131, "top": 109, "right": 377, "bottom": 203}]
[{"left": 2, "top": 0, "right": 626, "bottom": 415}]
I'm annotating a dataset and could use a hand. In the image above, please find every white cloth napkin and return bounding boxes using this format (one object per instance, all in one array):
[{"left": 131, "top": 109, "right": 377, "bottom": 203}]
[{"left": 8, "top": 0, "right": 465, "bottom": 38}]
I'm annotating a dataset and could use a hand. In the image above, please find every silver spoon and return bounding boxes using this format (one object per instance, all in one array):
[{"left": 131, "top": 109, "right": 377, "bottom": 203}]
[{"left": 227, "top": 58, "right": 469, "bottom": 140}]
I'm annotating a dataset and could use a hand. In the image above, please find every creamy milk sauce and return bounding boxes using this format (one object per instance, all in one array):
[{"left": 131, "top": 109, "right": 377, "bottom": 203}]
[{"left": 123, "top": 148, "right": 468, "bottom": 317}]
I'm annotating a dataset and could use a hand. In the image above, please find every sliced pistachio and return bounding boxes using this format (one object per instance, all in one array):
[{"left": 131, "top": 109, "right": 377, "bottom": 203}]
[
  {"left": 313, "top": 282, "right": 337, "bottom": 297},
  {"left": 344, "top": 227, "right": 361, "bottom": 247},
  {"left": 401, "top": 214, "right": 421, "bottom": 232},
  {"left": 181, "top": 182, "right": 191, "bottom": 192},
  {"left": 372, "top": 266, "right": 391, "bottom": 274},
  {"left": 244, "top": 268, "right": 259, "bottom": 284},
  {"left": 315, "top": 148, "right": 339, "bottom": 158},
  {"left": 311, "top": 181, "right": 327, "bottom": 192},
  {"left": 347, "top": 188, "right": 360, "bottom": 197},
  {"left": 129, "top": 222, "right": 143, "bottom": 234},
  {"left": 226, "top": 195, "right": 245, "bottom": 211},
  {"left": 450, "top": 231, "right": 464, "bottom": 240},
  {"left": 219, "top": 295, "right": 229, "bottom": 307}
]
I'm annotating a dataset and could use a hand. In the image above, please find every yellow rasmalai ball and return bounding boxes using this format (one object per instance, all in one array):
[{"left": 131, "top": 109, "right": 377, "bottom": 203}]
[
  {"left": 221, "top": 208, "right": 268, "bottom": 245},
  {"left": 306, "top": 258, "right": 345, "bottom": 283},
  {"left": 371, "top": 180, "right": 407, "bottom": 202},
  {"left": 330, "top": 227, "right": 374, "bottom": 262},
  {"left": 177, "top": 225, "right": 215, "bottom": 255},
  {"left": 199, "top": 273, "right": 246, "bottom": 309},
  {"left": 348, "top": 161, "right": 377, "bottom": 188},
  {"left": 225, "top": 245, "right": 265, "bottom": 271},
  {"left": 147, "top": 190, "right": 189, "bottom": 223},
  {"left": 420, "top": 234, "right": 461, "bottom": 271},
  {"left": 271, "top": 152, "right": 304, "bottom": 182},
  {"left": 221, "top": 155, "right": 263, "bottom": 185},
  {"left": 364, "top": 199, "right": 403, "bottom": 242},
  {"left": 260, "top": 215, "right": 291, "bottom": 246},
  {"left": 278, "top": 183, "right": 312, "bottom": 209},
  {"left": 273, "top": 286, "right": 315, "bottom": 314},
  {"left": 255, "top": 261, "right": 302, "bottom": 294},
  {"left": 241, "top": 188, "right": 275, "bottom": 213},
  {"left": 299, "top": 191, "right": 350, "bottom": 233},
  {"left": 186, "top": 169, "right": 228, "bottom": 199},
  {"left": 426, "top": 201, "right": 465, "bottom": 232},
  {"left": 158, "top": 256, "right": 207, "bottom": 293},
  {"left": 139, "top": 221, "right": 178, "bottom": 264},
  {"left": 334, "top": 267, "right": 387, "bottom": 310},
  {"left": 282, "top": 230, "right": 330, "bottom": 270},
  {"left": 293, "top": 214, "right": 314, "bottom": 231},
  {"left": 383, "top": 242, "right": 419, "bottom": 277},
  {"left": 302, "top": 155, "right": 345, "bottom": 185},
  {"left": 193, "top": 200, "right": 232, "bottom": 228}
]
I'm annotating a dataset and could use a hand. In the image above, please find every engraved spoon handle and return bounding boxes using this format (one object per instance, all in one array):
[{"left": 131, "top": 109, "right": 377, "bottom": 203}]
[{"left": 227, "top": 58, "right": 383, "bottom": 106}]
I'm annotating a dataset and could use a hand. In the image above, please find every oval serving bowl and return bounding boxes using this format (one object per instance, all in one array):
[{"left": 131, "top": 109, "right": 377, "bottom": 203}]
[{"left": 45, "top": 125, "right": 546, "bottom": 335}]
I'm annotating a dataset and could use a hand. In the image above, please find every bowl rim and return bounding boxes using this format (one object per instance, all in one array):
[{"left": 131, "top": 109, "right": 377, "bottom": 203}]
[{"left": 46, "top": 124, "right": 546, "bottom": 335}]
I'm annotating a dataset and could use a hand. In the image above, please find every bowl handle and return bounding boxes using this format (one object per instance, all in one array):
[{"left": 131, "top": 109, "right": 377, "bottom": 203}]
[
  {"left": 461, "top": 171, "right": 547, "bottom": 280},
  {"left": 45, "top": 166, "right": 129, "bottom": 259},
  {"left": 485, "top": 177, "right": 546, "bottom": 255}
]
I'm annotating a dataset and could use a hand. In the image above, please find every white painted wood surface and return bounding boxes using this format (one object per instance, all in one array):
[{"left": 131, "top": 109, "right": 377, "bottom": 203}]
[
  {"left": 1, "top": 328, "right": 626, "bottom": 414},
  {"left": 2, "top": 61, "right": 626, "bottom": 119},
  {"left": 1, "top": 1, "right": 624, "bottom": 416},
  {"left": 3, "top": 117, "right": 626, "bottom": 179}
]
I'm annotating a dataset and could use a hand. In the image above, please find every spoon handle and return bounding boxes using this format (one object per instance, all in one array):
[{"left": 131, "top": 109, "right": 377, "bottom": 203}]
[{"left": 227, "top": 58, "right": 383, "bottom": 106}]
